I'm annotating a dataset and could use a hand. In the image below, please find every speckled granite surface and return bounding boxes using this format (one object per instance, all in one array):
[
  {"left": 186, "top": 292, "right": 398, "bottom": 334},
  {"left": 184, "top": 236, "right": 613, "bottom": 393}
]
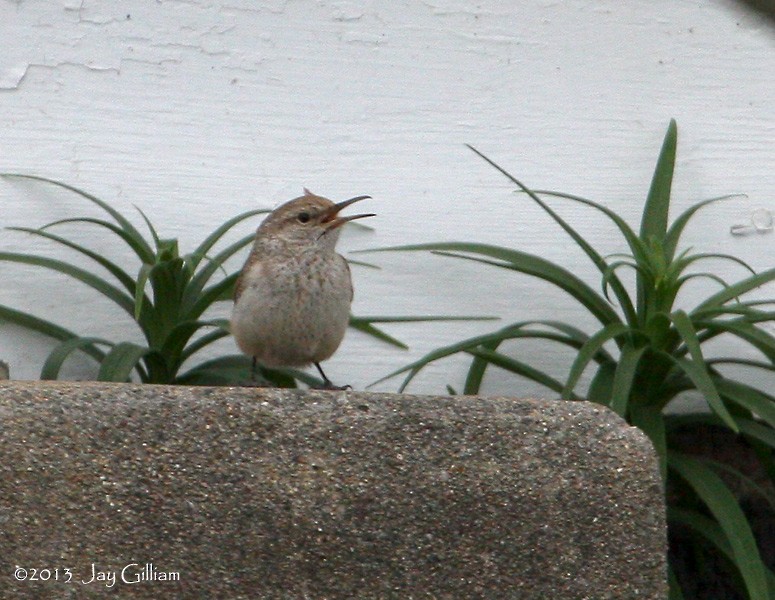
[{"left": 0, "top": 382, "right": 666, "bottom": 599}]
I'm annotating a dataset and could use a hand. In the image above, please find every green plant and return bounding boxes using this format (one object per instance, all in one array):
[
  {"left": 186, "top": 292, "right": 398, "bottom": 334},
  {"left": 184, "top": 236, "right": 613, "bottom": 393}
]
[
  {"left": 0, "top": 175, "right": 474, "bottom": 387},
  {"left": 366, "top": 121, "right": 775, "bottom": 599}
]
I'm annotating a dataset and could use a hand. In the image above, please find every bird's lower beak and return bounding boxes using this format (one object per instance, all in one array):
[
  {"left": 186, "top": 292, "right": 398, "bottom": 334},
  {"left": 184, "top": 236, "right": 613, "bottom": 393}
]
[{"left": 321, "top": 195, "right": 375, "bottom": 230}]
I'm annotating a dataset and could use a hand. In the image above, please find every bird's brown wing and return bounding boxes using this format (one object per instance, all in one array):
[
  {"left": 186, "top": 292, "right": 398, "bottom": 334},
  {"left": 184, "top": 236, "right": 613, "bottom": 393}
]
[
  {"left": 233, "top": 253, "right": 257, "bottom": 303},
  {"left": 342, "top": 255, "right": 354, "bottom": 302},
  {"left": 234, "top": 270, "right": 246, "bottom": 303}
]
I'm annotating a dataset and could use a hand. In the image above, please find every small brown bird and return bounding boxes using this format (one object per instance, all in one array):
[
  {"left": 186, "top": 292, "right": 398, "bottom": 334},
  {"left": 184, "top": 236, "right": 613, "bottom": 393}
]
[{"left": 231, "top": 189, "right": 374, "bottom": 388}]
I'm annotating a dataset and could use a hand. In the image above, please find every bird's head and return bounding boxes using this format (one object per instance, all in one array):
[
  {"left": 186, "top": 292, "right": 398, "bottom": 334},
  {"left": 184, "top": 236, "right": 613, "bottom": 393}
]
[{"left": 256, "top": 189, "right": 374, "bottom": 252}]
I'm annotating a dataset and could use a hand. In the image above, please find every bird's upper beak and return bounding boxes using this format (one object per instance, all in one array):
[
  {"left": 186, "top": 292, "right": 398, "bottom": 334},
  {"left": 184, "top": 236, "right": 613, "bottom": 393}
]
[{"left": 320, "top": 195, "right": 375, "bottom": 230}]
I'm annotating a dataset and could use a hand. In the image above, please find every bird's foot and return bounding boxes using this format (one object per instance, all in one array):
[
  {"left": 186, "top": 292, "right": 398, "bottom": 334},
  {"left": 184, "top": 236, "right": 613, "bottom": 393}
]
[
  {"left": 313, "top": 380, "right": 352, "bottom": 391},
  {"left": 312, "top": 362, "right": 351, "bottom": 390}
]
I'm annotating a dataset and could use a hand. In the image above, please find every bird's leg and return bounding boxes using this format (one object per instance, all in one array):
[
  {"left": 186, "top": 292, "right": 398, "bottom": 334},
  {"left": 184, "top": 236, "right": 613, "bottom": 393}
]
[
  {"left": 314, "top": 362, "right": 351, "bottom": 390},
  {"left": 240, "top": 356, "right": 266, "bottom": 387}
]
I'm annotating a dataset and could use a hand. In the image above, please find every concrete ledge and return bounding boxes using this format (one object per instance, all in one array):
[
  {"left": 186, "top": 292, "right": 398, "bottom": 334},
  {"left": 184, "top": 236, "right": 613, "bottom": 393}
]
[{"left": 0, "top": 382, "right": 666, "bottom": 598}]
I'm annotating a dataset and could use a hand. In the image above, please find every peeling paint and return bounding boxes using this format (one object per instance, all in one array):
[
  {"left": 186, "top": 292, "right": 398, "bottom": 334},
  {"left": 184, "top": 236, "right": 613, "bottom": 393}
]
[
  {"left": 0, "top": 60, "right": 122, "bottom": 92},
  {"left": 0, "top": 63, "right": 29, "bottom": 90},
  {"left": 221, "top": 1, "right": 289, "bottom": 15},
  {"left": 0, "top": 0, "right": 773, "bottom": 395},
  {"left": 341, "top": 31, "right": 386, "bottom": 46},
  {"left": 330, "top": 3, "right": 365, "bottom": 22}
]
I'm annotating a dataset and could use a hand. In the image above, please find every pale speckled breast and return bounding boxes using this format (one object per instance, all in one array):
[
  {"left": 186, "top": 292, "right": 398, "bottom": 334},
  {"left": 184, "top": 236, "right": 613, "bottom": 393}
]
[{"left": 230, "top": 252, "right": 353, "bottom": 367}]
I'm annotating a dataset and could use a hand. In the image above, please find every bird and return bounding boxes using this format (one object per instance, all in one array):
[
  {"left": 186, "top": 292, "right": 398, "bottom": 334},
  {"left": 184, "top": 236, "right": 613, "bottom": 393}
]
[{"left": 231, "top": 189, "right": 374, "bottom": 389}]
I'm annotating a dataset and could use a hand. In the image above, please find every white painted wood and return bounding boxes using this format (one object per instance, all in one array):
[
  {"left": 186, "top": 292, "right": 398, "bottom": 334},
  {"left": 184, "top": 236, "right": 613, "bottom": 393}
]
[{"left": 1, "top": 1, "right": 773, "bottom": 396}]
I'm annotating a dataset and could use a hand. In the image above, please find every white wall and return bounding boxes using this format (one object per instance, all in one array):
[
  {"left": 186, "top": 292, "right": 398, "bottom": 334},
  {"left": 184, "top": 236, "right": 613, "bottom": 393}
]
[{"left": 1, "top": 0, "right": 773, "bottom": 395}]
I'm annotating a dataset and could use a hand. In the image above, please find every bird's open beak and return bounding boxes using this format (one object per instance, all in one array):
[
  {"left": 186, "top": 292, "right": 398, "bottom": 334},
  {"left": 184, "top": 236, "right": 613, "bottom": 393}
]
[{"left": 320, "top": 195, "right": 375, "bottom": 230}]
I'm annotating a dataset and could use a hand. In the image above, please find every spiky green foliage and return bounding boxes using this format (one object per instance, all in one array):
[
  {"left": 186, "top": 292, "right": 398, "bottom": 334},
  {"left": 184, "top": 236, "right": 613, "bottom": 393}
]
[
  {"left": 0, "top": 175, "right": 453, "bottom": 386},
  {"left": 366, "top": 121, "right": 775, "bottom": 599}
]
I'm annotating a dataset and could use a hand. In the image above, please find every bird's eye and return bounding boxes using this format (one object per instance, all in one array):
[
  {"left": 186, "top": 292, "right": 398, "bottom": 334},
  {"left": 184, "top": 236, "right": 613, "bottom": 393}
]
[{"left": 297, "top": 212, "right": 311, "bottom": 224}]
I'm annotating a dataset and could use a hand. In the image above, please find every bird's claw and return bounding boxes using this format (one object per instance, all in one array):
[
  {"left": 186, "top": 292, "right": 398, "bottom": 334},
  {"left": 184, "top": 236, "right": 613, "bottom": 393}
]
[{"left": 314, "top": 381, "right": 352, "bottom": 391}]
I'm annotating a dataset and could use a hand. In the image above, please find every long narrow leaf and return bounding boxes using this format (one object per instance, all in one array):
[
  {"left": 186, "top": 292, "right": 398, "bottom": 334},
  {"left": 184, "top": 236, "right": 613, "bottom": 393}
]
[
  {"left": 708, "top": 357, "right": 775, "bottom": 374},
  {"left": 181, "top": 233, "right": 255, "bottom": 316},
  {"left": 364, "top": 242, "right": 621, "bottom": 328},
  {"left": 189, "top": 208, "right": 269, "bottom": 270},
  {"left": 601, "top": 259, "right": 644, "bottom": 305},
  {"left": 350, "top": 315, "right": 498, "bottom": 324},
  {"left": 641, "top": 119, "right": 677, "bottom": 243},
  {"left": 463, "top": 338, "right": 499, "bottom": 394},
  {"left": 147, "top": 258, "right": 186, "bottom": 335},
  {"left": 134, "top": 263, "right": 153, "bottom": 321},
  {"left": 562, "top": 322, "right": 632, "bottom": 400},
  {"left": 638, "top": 120, "right": 677, "bottom": 315},
  {"left": 187, "top": 273, "right": 239, "bottom": 320},
  {"left": 467, "top": 146, "right": 637, "bottom": 326},
  {"left": 514, "top": 189, "right": 644, "bottom": 323},
  {"left": 631, "top": 404, "right": 667, "bottom": 478},
  {"left": 693, "top": 267, "right": 775, "bottom": 314},
  {"left": 669, "top": 453, "right": 769, "bottom": 600},
  {"left": 2, "top": 174, "right": 155, "bottom": 261},
  {"left": 737, "top": 418, "right": 775, "bottom": 452},
  {"left": 669, "top": 251, "right": 756, "bottom": 278},
  {"left": 670, "top": 311, "right": 738, "bottom": 432},
  {"left": 696, "top": 320, "right": 775, "bottom": 365},
  {"left": 664, "top": 194, "right": 744, "bottom": 261},
  {"left": 668, "top": 508, "right": 775, "bottom": 599},
  {"left": 465, "top": 346, "right": 569, "bottom": 395},
  {"left": 437, "top": 248, "right": 625, "bottom": 329},
  {"left": 587, "top": 362, "right": 616, "bottom": 406},
  {"left": 8, "top": 226, "right": 138, "bottom": 295},
  {"left": 38, "top": 217, "right": 156, "bottom": 264},
  {"left": 672, "top": 356, "right": 738, "bottom": 432},
  {"left": 348, "top": 319, "right": 408, "bottom": 349},
  {"left": 695, "top": 305, "right": 775, "bottom": 324},
  {"left": 350, "top": 315, "right": 499, "bottom": 351},
  {"left": 40, "top": 336, "right": 112, "bottom": 380},
  {"left": 675, "top": 273, "right": 730, "bottom": 299},
  {"left": 465, "top": 320, "right": 615, "bottom": 395},
  {"left": 702, "top": 458, "right": 775, "bottom": 511},
  {"left": 716, "top": 379, "right": 775, "bottom": 431},
  {"left": 134, "top": 205, "right": 161, "bottom": 250},
  {"left": 179, "top": 320, "right": 231, "bottom": 363},
  {"left": 372, "top": 321, "right": 608, "bottom": 392},
  {"left": 610, "top": 344, "right": 647, "bottom": 417},
  {"left": 97, "top": 342, "right": 150, "bottom": 382},
  {"left": 175, "top": 354, "right": 311, "bottom": 388},
  {"left": 181, "top": 354, "right": 252, "bottom": 371},
  {"left": 346, "top": 258, "right": 381, "bottom": 269},
  {"left": 0, "top": 252, "right": 135, "bottom": 315},
  {"left": 516, "top": 189, "right": 643, "bottom": 255},
  {"left": 665, "top": 417, "right": 775, "bottom": 505},
  {"left": 0, "top": 304, "right": 106, "bottom": 362},
  {"left": 159, "top": 319, "right": 224, "bottom": 370},
  {"left": 177, "top": 357, "right": 254, "bottom": 385}
]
